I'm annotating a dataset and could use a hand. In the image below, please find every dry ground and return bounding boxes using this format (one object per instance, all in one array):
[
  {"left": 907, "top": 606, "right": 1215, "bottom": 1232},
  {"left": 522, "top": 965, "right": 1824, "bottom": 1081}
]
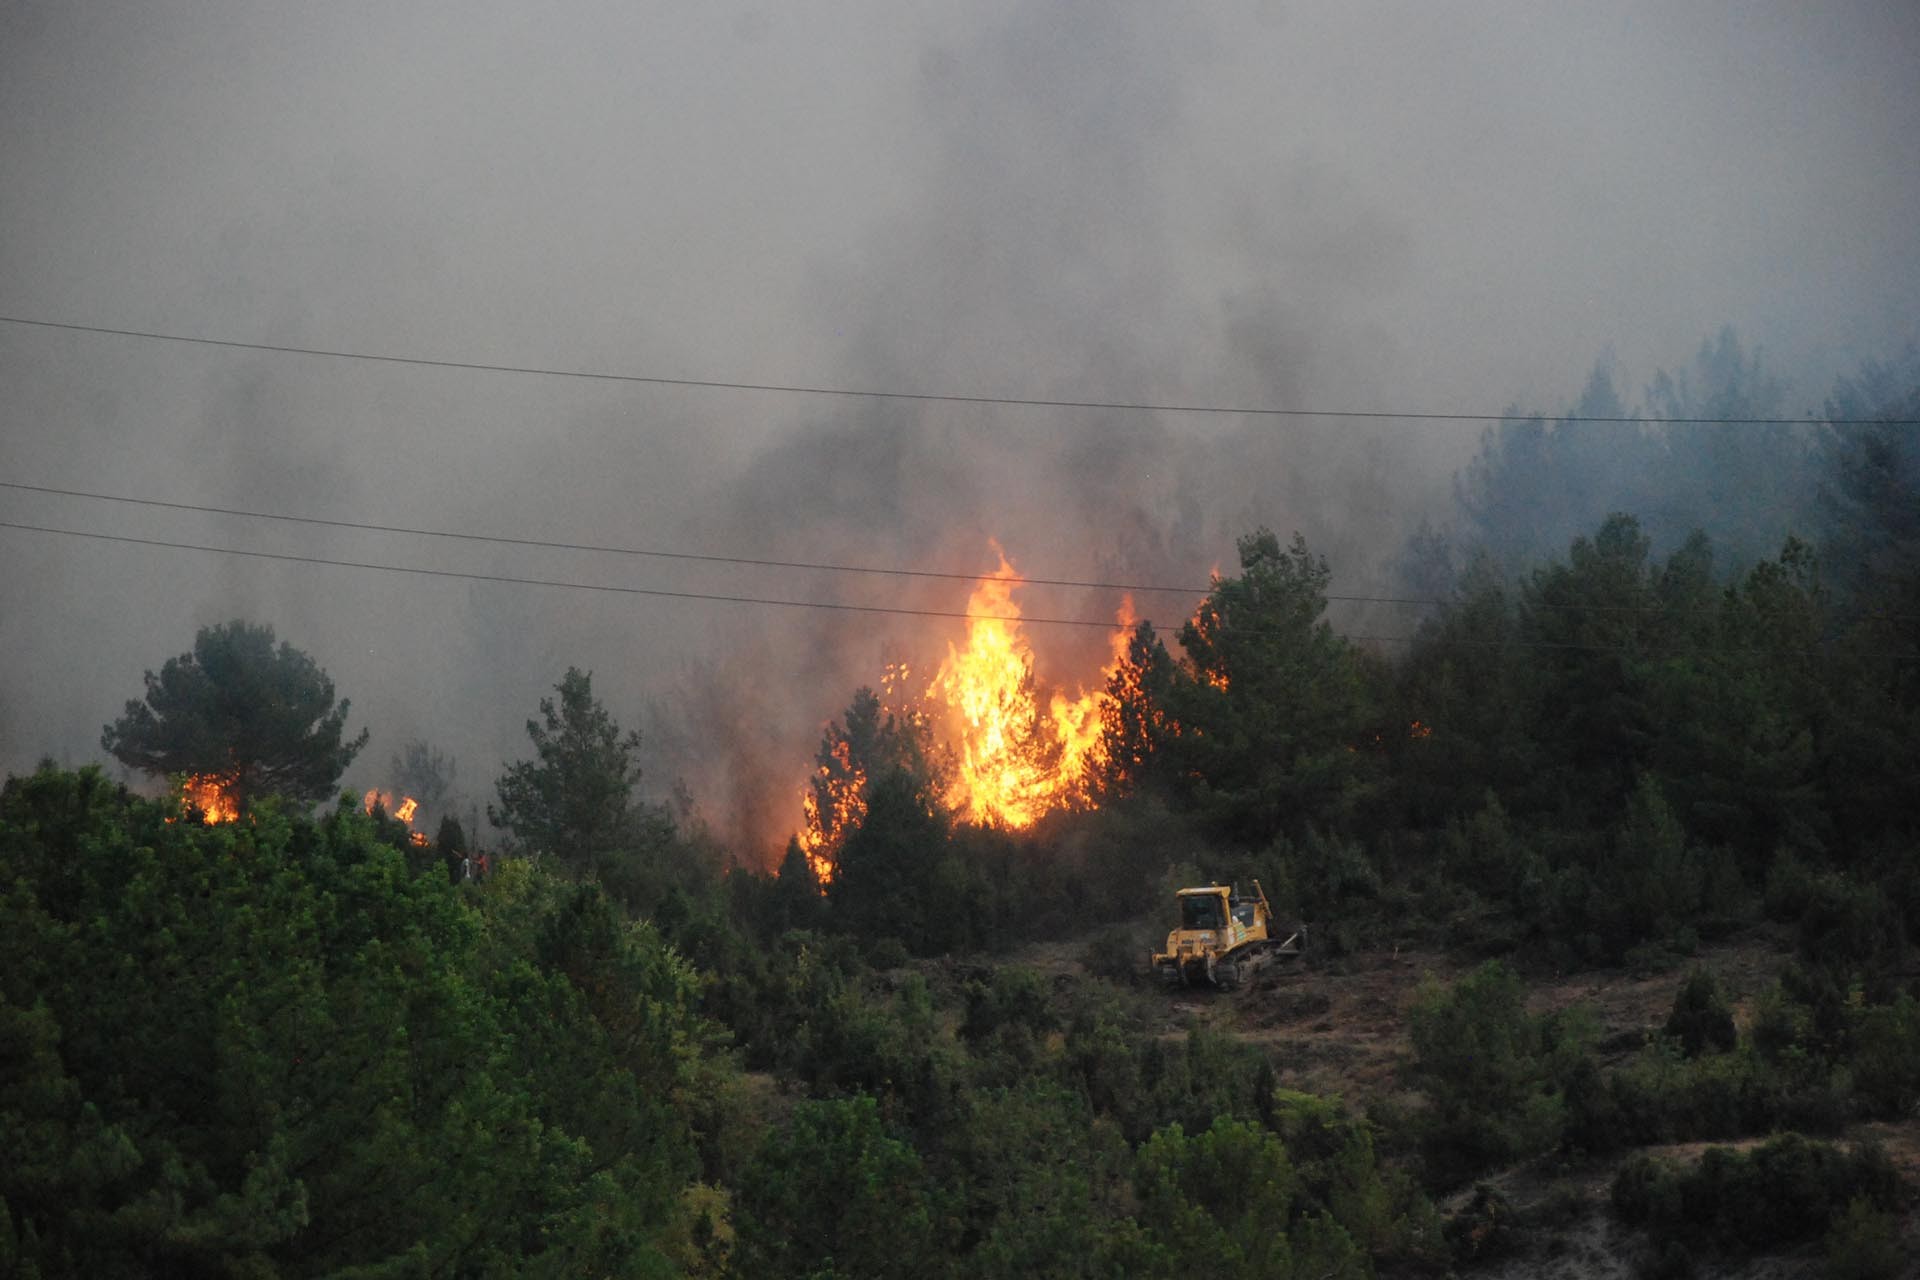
[{"left": 1014, "top": 927, "right": 1920, "bottom": 1278}]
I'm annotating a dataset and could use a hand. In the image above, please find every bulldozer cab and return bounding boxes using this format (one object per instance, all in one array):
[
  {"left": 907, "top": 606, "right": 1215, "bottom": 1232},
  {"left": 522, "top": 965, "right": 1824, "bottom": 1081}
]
[{"left": 1180, "top": 891, "right": 1227, "bottom": 931}]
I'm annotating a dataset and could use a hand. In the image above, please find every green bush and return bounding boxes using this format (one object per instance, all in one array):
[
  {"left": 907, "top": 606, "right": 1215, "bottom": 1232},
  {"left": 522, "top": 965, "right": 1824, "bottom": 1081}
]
[
  {"left": 1082, "top": 922, "right": 1148, "bottom": 984},
  {"left": 735, "top": 1094, "right": 935, "bottom": 1280},
  {"left": 961, "top": 965, "right": 1056, "bottom": 1044},
  {"left": 1764, "top": 847, "right": 1818, "bottom": 923},
  {"left": 1826, "top": 1195, "right": 1905, "bottom": 1280},
  {"left": 1131, "top": 1115, "right": 1397, "bottom": 1280},
  {"left": 1664, "top": 969, "right": 1737, "bottom": 1057},
  {"left": 1611, "top": 1134, "right": 1903, "bottom": 1257},
  {"left": 1266, "top": 1090, "right": 1446, "bottom": 1266},
  {"left": 1443, "top": 1185, "right": 1518, "bottom": 1264},
  {"left": 1440, "top": 794, "right": 1548, "bottom": 911},
  {"left": 1848, "top": 994, "right": 1920, "bottom": 1118},
  {"left": 1595, "top": 1032, "right": 1861, "bottom": 1152},
  {"left": 1797, "top": 874, "right": 1907, "bottom": 980},
  {"left": 866, "top": 934, "right": 911, "bottom": 969},
  {"left": 1407, "top": 961, "right": 1595, "bottom": 1185}
]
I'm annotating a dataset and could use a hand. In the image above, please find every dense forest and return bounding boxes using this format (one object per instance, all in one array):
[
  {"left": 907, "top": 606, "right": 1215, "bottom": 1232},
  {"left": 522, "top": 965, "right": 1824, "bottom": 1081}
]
[{"left": 4, "top": 345, "right": 1919, "bottom": 1278}]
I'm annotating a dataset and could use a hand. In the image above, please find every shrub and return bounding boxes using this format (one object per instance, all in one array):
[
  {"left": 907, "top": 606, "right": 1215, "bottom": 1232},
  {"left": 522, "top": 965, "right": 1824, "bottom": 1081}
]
[
  {"left": 867, "top": 934, "right": 911, "bottom": 969},
  {"left": 1797, "top": 874, "right": 1906, "bottom": 980},
  {"left": 735, "top": 1094, "right": 935, "bottom": 1279},
  {"left": 1611, "top": 1152, "right": 1683, "bottom": 1224},
  {"left": 1763, "top": 846, "right": 1818, "bottom": 922},
  {"left": 1826, "top": 1195, "right": 1905, "bottom": 1280},
  {"left": 1407, "top": 961, "right": 1594, "bottom": 1185},
  {"left": 1663, "top": 969, "right": 1737, "bottom": 1057},
  {"left": 961, "top": 965, "right": 1056, "bottom": 1044},
  {"left": 1440, "top": 793, "right": 1547, "bottom": 909},
  {"left": 1848, "top": 994, "right": 1920, "bottom": 1118},
  {"left": 1082, "top": 923, "right": 1147, "bottom": 984},
  {"left": 1443, "top": 1185, "right": 1518, "bottom": 1263},
  {"left": 1611, "top": 1135, "right": 1904, "bottom": 1257}
]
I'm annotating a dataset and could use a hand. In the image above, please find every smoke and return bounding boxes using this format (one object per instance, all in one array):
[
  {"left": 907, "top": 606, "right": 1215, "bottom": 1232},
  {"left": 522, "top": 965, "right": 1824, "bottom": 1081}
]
[
  {"left": 646, "top": 3, "right": 1453, "bottom": 857},
  {"left": 3, "top": 1, "right": 1917, "bottom": 862}
]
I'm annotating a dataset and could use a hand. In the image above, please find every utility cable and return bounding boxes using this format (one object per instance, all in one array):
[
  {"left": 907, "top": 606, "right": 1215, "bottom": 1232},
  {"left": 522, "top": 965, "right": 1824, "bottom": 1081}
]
[
  {"left": 4, "top": 518, "right": 1911, "bottom": 661},
  {"left": 5, "top": 314, "right": 1910, "bottom": 426},
  {"left": 0, "top": 518, "right": 1132, "bottom": 630},
  {"left": 8, "top": 478, "right": 1915, "bottom": 623},
  {"left": 0, "top": 479, "right": 1220, "bottom": 597}
]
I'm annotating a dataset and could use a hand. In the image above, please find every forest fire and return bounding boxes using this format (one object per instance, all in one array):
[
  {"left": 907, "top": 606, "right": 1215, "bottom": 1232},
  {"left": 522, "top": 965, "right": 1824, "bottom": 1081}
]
[
  {"left": 932, "top": 558, "right": 1130, "bottom": 827},
  {"left": 181, "top": 773, "right": 240, "bottom": 824},
  {"left": 796, "top": 740, "right": 860, "bottom": 884},
  {"left": 797, "top": 549, "right": 1135, "bottom": 875},
  {"left": 363, "top": 790, "right": 429, "bottom": 846}
]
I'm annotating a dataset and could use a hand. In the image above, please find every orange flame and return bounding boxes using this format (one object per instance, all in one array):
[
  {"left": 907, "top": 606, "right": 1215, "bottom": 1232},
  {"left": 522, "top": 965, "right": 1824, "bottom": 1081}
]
[
  {"left": 1185, "top": 597, "right": 1231, "bottom": 691},
  {"left": 363, "top": 789, "right": 428, "bottom": 846},
  {"left": 929, "top": 551, "right": 1129, "bottom": 828},
  {"left": 796, "top": 739, "right": 862, "bottom": 884},
  {"left": 182, "top": 773, "right": 240, "bottom": 824},
  {"left": 1045, "top": 594, "right": 1135, "bottom": 803},
  {"left": 792, "top": 547, "right": 1139, "bottom": 869}
]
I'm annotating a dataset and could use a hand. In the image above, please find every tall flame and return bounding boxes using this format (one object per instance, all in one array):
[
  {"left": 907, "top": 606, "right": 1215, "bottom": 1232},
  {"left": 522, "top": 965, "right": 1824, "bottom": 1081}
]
[
  {"left": 1049, "top": 594, "right": 1136, "bottom": 795},
  {"left": 929, "top": 551, "right": 1130, "bottom": 829},
  {"left": 793, "top": 546, "right": 1138, "bottom": 870}
]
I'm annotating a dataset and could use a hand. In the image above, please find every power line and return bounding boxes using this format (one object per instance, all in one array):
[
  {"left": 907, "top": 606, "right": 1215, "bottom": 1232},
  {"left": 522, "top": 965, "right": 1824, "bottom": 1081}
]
[
  {"left": 0, "top": 518, "right": 1129, "bottom": 630},
  {"left": 0, "top": 479, "right": 1219, "bottom": 598},
  {"left": 5, "top": 518, "right": 1910, "bottom": 661},
  {"left": 9, "top": 478, "right": 1915, "bottom": 622},
  {"left": 5, "top": 313, "right": 1908, "bottom": 426}
]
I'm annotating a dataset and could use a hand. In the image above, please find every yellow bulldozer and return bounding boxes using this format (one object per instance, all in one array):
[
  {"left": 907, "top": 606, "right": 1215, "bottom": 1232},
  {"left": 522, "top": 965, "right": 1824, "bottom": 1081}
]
[{"left": 1151, "top": 880, "right": 1302, "bottom": 990}]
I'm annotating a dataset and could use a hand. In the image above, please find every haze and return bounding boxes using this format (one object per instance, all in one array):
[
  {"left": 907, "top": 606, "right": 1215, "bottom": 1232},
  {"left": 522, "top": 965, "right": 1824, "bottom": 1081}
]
[{"left": 4, "top": 0, "right": 1917, "bottom": 858}]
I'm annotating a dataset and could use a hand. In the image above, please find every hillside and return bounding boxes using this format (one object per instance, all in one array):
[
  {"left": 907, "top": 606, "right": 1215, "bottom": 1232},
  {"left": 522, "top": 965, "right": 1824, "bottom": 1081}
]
[{"left": 1014, "top": 924, "right": 1920, "bottom": 1278}]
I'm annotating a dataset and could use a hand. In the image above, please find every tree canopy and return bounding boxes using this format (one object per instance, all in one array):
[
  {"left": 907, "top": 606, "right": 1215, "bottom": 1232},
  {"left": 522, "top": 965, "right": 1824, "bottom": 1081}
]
[
  {"left": 490, "top": 667, "right": 664, "bottom": 881},
  {"left": 100, "top": 619, "right": 367, "bottom": 811},
  {"left": 0, "top": 765, "right": 712, "bottom": 1277},
  {"left": 1168, "top": 529, "right": 1373, "bottom": 842}
]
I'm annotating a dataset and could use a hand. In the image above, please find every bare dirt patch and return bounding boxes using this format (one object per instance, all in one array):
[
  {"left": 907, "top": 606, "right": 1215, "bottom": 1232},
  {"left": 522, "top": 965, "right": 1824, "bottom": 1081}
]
[{"left": 1027, "top": 926, "right": 1918, "bottom": 1278}]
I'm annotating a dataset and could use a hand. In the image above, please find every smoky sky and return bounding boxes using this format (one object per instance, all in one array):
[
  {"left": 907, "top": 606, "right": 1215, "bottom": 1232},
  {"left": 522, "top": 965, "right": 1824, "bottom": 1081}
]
[{"left": 3, "top": 0, "right": 1917, "bottom": 859}]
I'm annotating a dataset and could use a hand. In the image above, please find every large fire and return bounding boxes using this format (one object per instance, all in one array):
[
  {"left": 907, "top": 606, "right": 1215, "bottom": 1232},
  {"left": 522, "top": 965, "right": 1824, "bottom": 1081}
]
[
  {"left": 181, "top": 773, "right": 240, "bottom": 824},
  {"left": 932, "top": 553, "right": 1130, "bottom": 828},
  {"left": 364, "top": 789, "right": 430, "bottom": 846},
  {"left": 797, "top": 548, "right": 1135, "bottom": 876}
]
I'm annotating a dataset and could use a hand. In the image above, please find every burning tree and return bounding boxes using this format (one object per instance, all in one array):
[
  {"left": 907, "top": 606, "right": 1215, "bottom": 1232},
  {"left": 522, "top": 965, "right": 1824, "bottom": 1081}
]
[
  {"left": 797, "top": 683, "right": 942, "bottom": 883},
  {"left": 102, "top": 620, "right": 367, "bottom": 815},
  {"left": 388, "top": 739, "right": 457, "bottom": 816},
  {"left": 363, "top": 789, "right": 429, "bottom": 846},
  {"left": 923, "top": 552, "right": 1126, "bottom": 827},
  {"left": 1095, "top": 619, "right": 1181, "bottom": 799},
  {"left": 796, "top": 549, "right": 1135, "bottom": 878}
]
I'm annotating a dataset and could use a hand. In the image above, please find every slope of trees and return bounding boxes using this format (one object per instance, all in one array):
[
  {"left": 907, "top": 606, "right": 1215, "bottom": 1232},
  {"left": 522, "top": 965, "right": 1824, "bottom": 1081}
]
[
  {"left": 0, "top": 766, "right": 714, "bottom": 1277},
  {"left": 13, "top": 343, "right": 1920, "bottom": 1277}
]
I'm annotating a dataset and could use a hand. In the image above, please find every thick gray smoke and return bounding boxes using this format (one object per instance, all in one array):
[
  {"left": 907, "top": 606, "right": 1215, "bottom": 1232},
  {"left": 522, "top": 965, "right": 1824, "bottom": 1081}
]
[{"left": 3, "top": 2, "right": 1917, "bottom": 860}]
